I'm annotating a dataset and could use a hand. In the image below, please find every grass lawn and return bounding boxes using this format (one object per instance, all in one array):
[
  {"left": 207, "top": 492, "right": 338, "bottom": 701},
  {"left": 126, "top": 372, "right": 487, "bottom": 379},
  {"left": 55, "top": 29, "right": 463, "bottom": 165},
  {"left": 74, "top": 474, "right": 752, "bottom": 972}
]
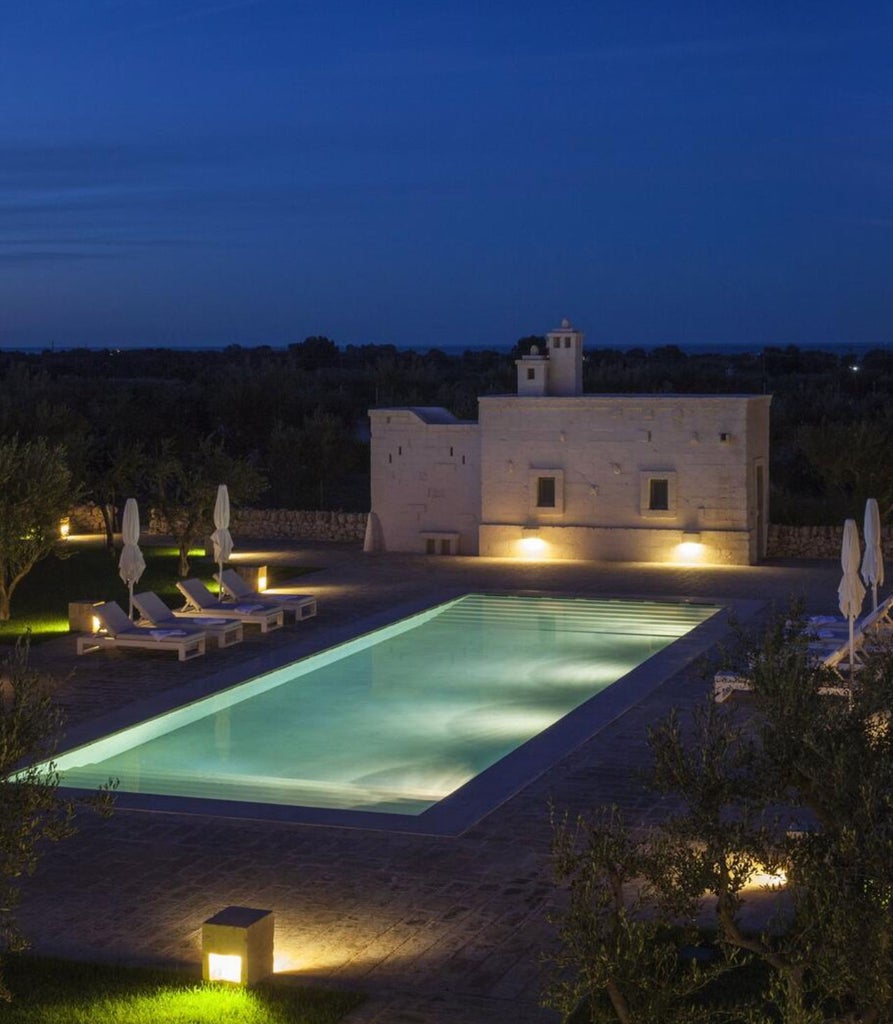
[
  {"left": 2, "top": 956, "right": 364, "bottom": 1024},
  {"left": 0, "top": 545, "right": 318, "bottom": 644}
]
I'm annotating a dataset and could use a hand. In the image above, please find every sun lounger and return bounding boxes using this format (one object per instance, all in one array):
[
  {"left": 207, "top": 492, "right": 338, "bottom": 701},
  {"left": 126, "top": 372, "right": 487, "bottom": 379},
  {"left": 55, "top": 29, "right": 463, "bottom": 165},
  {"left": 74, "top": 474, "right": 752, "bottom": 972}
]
[
  {"left": 133, "top": 591, "right": 244, "bottom": 649},
  {"left": 175, "top": 578, "right": 284, "bottom": 633},
  {"left": 713, "top": 606, "right": 886, "bottom": 703},
  {"left": 214, "top": 568, "right": 317, "bottom": 622},
  {"left": 76, "top": 600, "right": 207, "bottom": 661}
]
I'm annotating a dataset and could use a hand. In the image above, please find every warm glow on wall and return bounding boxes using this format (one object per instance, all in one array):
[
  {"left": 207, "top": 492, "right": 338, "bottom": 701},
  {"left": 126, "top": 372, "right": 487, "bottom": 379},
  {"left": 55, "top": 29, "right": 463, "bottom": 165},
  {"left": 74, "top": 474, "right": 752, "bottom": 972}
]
[
  {"left": 207, "top": 953, "right": 242, "bottom": 983},
  {"left": 256, "top": 571, "right": 268, "bottom": 592},
  {"left": 59, "top": 517, "right": 71, "bottom": 539},
  {"left": 675, "top": 541, "right": 705, "bottom": 563},
  {"left": 91, "top": 615, "right": 102, "bottom": 633},
  {"left": 746, "top": 866, "right": 787, "bottom": 889},
  {"left": 518, "top": 536, "right": 548, "bottom": 558},
  {"left": 675, "top": 531, "right": 706, "bottom": 563}
]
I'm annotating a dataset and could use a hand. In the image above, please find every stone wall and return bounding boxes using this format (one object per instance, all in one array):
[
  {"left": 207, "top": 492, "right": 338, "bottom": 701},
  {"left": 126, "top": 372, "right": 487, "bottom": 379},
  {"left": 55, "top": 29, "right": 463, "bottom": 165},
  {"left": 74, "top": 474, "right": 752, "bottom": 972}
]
[
  {"left": 228, "top": 509, "right": 367, "bottom": 542},
  {"left": 767, "top": 523, "right": 890, "bottom": 559},
  {"left": 68, "top": 505, "right": 367, "bottom": 543},
  {"left": 68, "top": 505, "right": 106, "bottom": 533}
]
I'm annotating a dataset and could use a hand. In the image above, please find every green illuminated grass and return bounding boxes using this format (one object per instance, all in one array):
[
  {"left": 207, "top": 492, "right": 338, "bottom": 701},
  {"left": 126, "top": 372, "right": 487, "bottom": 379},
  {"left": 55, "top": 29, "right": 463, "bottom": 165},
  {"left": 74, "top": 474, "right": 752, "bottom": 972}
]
[
  {"left": 0, "top": 545, "right": 318, "bottom": 645},
  {"left": 3, "top": 956, "right": 363, "bottom": 1023}
]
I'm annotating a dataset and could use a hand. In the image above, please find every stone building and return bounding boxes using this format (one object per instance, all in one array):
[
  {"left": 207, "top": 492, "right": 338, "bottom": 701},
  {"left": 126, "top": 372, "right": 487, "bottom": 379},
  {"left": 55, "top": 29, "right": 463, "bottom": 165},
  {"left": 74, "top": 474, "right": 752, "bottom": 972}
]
[{"left": 368, "top": 320, "right": 771, "bottom": 565}]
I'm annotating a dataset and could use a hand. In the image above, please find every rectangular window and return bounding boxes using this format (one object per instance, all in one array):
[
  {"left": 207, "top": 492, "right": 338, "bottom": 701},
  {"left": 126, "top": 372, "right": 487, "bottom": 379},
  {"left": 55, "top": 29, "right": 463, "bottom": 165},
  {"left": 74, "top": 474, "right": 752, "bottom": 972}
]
[
  {"left": 527, "top": 367, "right": 535, "bottom": 380},
  {"left": 649, "top": 478, "right": 669, "bottom": 511},
  {"left": 564, "top": 338, "right": 571, "bottom": 348},
  {"left": 536, "top": 476, "right": 556, "bottom": 508},
  {"left": 425, "top": 538, "right": 436, "bottom": 555},
  {"left": 440, "top": 539, "right": 451, "bottom": 555}
]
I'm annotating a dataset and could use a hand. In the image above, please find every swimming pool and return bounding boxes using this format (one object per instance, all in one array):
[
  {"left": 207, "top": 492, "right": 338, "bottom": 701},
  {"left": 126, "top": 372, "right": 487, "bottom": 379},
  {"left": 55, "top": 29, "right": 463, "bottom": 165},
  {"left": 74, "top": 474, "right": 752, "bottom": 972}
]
[{"left": 51, "top": 594, "right": 721, "bottom": 831}]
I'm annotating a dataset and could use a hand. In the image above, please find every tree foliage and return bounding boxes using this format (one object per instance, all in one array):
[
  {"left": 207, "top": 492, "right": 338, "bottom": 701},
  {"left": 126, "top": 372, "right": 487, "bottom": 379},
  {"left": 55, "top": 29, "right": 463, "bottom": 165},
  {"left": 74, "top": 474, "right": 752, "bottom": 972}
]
[
  {"left": 152, "top": 435, "right": 266, "bottom": 576},
  {"left": 0, "top": 640, "right": 115, "bottom": 1000},
  {"left": 796, "top": 417, "right": 893, "bottom": 521},
  {"left": 545, "top": 612, "right": 893, "bottom": 1024},
  {"left": 0, "top": 436, "right": 74, "bottom": 621}
]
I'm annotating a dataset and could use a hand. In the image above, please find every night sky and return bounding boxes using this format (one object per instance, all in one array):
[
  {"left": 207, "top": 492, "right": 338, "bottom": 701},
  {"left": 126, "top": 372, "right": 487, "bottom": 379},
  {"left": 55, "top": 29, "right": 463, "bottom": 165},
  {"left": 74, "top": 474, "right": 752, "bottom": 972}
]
[{"left": 2, "top": 1, "right": 891, "bottom": 351}]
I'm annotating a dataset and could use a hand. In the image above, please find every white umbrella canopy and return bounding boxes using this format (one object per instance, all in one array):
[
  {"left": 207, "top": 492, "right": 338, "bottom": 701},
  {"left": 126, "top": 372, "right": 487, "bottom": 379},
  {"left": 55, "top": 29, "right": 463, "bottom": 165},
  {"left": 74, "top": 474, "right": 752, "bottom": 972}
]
[
  {"left": 210, "top": 484, "right": 233, "bottom": 595},
  {"left": 118, "top": 497, "right": 146, "bottom": 619},
  {"left": 861, "top": 498, "right": 884, "bottom": 612},
  {"left": 839, "top": 518, "right": 866, "bottom": 681}
]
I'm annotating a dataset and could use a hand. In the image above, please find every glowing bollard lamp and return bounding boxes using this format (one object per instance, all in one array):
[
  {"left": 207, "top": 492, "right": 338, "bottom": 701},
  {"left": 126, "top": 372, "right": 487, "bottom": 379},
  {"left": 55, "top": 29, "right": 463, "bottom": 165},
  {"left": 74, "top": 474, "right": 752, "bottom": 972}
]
[{"left": 202, "top": 906, "right": 274, "bottom": 986}]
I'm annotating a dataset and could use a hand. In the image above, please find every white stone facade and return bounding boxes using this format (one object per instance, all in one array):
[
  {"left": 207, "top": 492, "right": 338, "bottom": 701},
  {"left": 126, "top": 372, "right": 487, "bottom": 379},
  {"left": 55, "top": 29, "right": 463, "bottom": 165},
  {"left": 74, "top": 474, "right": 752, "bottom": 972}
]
[
  {"left": 368, "top": 321, "right": 771, "bottom": 565},
  {"left": 368, "top": 407, "right": 481, "bottom": 555}
]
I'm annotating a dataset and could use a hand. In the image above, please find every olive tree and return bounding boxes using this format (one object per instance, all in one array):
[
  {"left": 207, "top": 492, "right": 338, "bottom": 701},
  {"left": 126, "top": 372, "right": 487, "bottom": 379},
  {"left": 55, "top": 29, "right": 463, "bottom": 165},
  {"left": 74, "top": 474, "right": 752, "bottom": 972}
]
[
  {"left": 0, "top": 640, "right": 115, "bottom": 1000},
  {"left": 545, "top": 613, "right": 893, "bottom": 1024},
  {"left": 152, "top": 436, "right": 265, "bottom": 577},
  {"left": 0, "top": 436, "right": 74, "bottom": 621}
]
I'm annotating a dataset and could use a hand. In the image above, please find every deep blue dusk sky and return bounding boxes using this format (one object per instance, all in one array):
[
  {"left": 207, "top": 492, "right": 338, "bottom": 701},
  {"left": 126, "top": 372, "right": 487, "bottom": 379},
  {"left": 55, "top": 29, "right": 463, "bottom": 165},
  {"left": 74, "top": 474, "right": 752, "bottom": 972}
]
[{"left": 2, "top": 1, "right": 891, "bottom": 351}]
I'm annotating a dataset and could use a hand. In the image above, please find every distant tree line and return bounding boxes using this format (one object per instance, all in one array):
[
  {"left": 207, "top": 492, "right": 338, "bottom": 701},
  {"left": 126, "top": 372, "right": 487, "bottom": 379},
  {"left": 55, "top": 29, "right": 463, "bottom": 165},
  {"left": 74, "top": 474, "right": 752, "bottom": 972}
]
[{"left": 0, "top": 337, "right": 890, "bottom": 530}]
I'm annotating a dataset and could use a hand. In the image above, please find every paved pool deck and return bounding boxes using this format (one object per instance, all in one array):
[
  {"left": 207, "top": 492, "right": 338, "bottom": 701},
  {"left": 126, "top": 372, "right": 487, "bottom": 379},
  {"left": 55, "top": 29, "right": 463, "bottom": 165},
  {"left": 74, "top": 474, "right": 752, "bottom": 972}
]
[{"left": 15, "top": 542, "right": 844, "bottom": 1023}]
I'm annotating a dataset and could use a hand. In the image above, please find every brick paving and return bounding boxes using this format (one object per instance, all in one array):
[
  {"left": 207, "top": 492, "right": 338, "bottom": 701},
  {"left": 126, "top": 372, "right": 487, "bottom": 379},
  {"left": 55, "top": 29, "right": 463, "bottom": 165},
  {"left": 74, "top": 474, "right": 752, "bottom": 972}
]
[{"left": 14, "top": 541, "right": 842, "bottom": 1022}]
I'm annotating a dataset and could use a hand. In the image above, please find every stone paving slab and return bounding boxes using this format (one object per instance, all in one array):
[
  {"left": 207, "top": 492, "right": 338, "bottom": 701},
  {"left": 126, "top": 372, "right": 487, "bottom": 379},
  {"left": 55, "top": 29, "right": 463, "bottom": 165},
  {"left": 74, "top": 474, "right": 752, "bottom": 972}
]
[{"left": 13, "top": 542, "right": 842, "bottom": 1022}]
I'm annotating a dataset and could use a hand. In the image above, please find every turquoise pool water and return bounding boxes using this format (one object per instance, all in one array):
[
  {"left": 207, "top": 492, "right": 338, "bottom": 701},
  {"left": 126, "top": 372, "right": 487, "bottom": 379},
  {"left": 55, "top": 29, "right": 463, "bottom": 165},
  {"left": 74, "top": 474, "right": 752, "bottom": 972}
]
[{"left": 54, "top": 594, "right": 717, "bottom": 816}]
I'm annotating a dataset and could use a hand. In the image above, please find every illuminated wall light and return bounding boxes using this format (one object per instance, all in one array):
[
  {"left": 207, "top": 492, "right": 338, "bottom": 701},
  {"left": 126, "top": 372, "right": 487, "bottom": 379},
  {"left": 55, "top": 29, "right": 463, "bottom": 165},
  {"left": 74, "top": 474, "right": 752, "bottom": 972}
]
[
  {"left": 674, "top": 530, "right": 705, "bottom": 563},
  {"left": 91, "top": 615, "right": 102, "bottom": 634},
  {"left": 207, "top": 953, "right": 242, "bottom": 983},
  {"left": 59, "top": 517, "right": 71, "bottom": 540},
  {"left": 202, "top": 906, "right": 274, "bottom": 987},
  {"left": 518, "top": 535, "right": 548, "bottom": 558},
  {"left": 256, "top": 571, "right": 268, "bottom": 593}
]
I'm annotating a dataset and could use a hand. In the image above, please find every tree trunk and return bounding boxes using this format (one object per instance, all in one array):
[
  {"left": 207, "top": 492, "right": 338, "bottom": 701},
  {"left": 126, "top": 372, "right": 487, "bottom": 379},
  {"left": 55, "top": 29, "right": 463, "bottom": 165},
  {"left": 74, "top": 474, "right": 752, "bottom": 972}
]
[
  {"left": 100, "top": 502, "right": 116, "bottom": 555},
  {"left": 178, "top": 542, "right": 191, "bottom": 578},
  {"left": 0, "top": 588, "right": 10, "bottom": 621}
]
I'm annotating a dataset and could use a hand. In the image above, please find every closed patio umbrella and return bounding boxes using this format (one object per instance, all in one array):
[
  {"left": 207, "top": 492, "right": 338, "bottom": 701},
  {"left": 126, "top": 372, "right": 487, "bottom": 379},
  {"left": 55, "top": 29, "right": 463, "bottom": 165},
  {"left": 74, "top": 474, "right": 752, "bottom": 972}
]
[
  {"left": 118, "top": 497, "right": 146, "bottom": 619},
  {"left": 210, "top": 484, "right": 233, "bottom": 596},
  {"left": 839, "top": 518, "right": 866, "bottom": 681},
  {"left": 861, "top": 498, "right": 884, "bottom": 612}
]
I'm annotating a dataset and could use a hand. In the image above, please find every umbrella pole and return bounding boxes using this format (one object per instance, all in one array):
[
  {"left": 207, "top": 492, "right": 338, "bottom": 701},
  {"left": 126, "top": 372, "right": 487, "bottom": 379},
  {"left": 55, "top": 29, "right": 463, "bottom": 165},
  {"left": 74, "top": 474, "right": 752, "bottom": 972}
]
[
  {"left": 849, "top": 616, "right": 855, "bottom": 683},
  {"left": 218, "top": 559, "right": 224, "bottom": 596},
  {"left": 128, "top": 581, "right": 134, "bottom": 620}
]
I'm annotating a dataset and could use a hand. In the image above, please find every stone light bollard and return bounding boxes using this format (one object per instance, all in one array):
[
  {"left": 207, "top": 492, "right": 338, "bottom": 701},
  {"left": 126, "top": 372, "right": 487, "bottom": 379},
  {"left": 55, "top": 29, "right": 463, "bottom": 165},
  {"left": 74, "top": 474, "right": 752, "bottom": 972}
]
[{"left": 202, "top": 906, "right": 274, "bottom": 986}]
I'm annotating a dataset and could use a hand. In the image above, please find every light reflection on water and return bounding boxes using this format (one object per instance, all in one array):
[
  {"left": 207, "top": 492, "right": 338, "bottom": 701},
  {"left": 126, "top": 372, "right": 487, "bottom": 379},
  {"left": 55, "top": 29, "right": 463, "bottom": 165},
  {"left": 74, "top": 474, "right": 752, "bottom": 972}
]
[{"left": 57, "top": 595, "right": 715, "bottom": 814}]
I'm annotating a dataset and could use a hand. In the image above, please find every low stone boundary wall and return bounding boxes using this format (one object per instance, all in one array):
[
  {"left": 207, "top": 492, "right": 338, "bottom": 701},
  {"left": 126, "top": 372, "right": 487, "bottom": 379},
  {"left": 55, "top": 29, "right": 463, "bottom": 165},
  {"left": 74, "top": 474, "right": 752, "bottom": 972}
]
[
  {"left": 228, "top": 509, "right": 366, "bottom": 542},
  {"left": 68, "top": 505, "right": 107, "bottom": 533},
  {"left": 767, "top": 523, "right": 890, "bottom": 559},
  {"left": 67, "top": 505, "right": 367, "bottom": 543}
]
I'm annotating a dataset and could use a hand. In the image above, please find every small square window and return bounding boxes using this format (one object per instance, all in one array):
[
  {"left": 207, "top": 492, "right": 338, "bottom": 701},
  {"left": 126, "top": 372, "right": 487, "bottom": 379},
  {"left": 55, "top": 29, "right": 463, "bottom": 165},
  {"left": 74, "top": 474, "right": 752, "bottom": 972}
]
[
  {"left": 649, "top": 478, "right": 669, "bottom": 511},
  {"left": 537, "top": 477, "right": 556, "bottom": 508},
  {"left": 552, "top": 339, "right": 560, "bottom": 349},
  {"left": 639, "top": 470, "right": 676, "bottom": 517}
]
